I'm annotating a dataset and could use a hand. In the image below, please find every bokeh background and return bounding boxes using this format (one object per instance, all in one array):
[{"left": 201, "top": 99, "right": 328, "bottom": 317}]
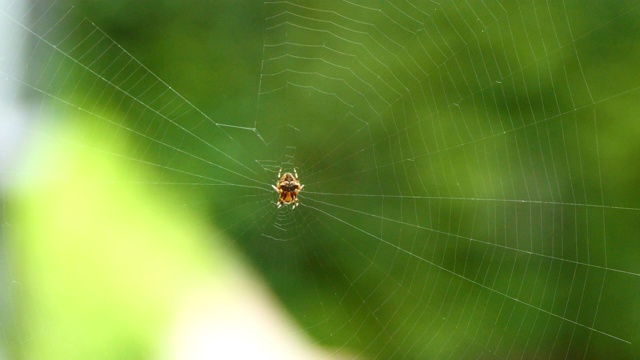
[{"left": 2, "top": 0, "right": 640, "bottom": 358}]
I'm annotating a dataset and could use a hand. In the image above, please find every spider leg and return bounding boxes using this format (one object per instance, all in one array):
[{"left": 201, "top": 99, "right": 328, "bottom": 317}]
[
  {"left": 271, "top": 184, "right": 279, "bottom": 192},
  {"left": 277, "top": 168, "right": 282, "bottom": 178},
  {"left": 293, "top": 168, "right": 298, "bottom": 179},
  {"left": 299, "top": 184, "right": 304, "bottom": 191}
]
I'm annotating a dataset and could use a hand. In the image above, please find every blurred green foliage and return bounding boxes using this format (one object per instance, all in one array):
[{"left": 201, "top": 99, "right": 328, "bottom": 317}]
[{"left": 9, "top": 0, "right": 640, "bottom": 358}]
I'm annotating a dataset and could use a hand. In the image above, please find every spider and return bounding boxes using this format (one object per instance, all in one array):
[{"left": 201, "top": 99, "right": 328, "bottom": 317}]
[{"left": 271, "top": 168, "right": 304, "bottom": 209}]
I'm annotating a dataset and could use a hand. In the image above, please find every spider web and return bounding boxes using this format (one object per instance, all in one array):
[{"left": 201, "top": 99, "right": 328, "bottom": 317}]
[{"left": 2, "top": 0, "right": 640, "bottom": 358}]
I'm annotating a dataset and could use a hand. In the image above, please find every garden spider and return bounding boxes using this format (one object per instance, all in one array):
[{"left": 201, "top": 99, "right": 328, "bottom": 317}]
[{"left": 271, "top": 168, "right": 304, "bottom": 209}]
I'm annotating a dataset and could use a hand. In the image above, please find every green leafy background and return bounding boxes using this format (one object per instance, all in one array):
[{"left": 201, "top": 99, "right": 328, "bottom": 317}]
[{"left": 5, "top": 0, "right": 640, "bottom": 358}]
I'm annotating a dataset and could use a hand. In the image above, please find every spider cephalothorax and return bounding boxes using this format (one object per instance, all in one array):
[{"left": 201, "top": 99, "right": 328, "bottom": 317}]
[{"left": 271, "top": 168, "right": 304, "bottom": 209}]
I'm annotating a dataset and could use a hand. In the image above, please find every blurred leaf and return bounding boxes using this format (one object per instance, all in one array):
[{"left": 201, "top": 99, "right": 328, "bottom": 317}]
[{"left": 9, "top": 118, "right": 229, "bottom": 359}]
